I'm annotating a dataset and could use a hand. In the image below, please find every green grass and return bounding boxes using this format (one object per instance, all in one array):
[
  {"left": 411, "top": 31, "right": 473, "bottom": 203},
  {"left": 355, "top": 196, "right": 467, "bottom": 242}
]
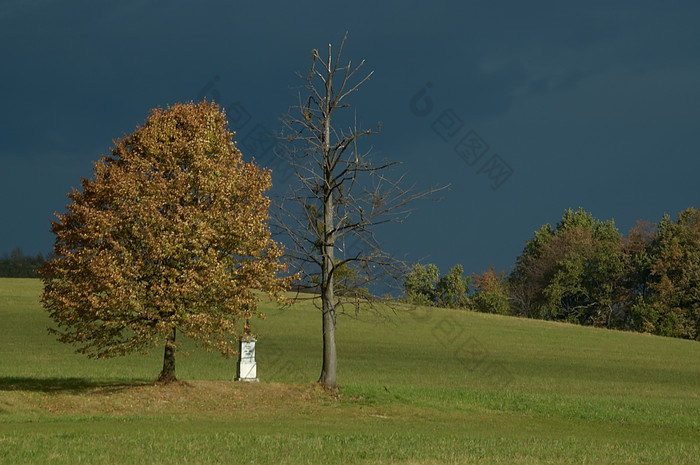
[{"left": 1, "top": 278, "right": 699, "bottom": 464}]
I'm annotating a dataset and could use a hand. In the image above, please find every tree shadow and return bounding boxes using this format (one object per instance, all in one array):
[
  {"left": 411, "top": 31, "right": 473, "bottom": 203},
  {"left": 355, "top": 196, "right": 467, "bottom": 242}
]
[{"left": 0, "top": 376, "right": 152, "bottom": 394}]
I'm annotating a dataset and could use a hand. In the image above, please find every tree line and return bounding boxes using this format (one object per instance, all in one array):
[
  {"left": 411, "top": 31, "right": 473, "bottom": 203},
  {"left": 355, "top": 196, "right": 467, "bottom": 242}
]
[
  {"left": 0, "top": 248, "right": 46, "bottom": 278},
  {"left": 404, "top": 207, "right": 700, "bottom": 342}
]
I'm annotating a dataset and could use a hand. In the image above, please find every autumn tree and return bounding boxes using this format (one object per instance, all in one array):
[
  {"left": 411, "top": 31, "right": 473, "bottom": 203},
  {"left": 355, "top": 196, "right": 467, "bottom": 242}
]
[
  {"left": 40, "top": 102, "right": 290, "bottom": 383},
  {"left": 643, "top": 208, "right": 700, "bottom": 340},
  {"left": 509, "top": 223, "right": 554, "bottom": 319},
  {"left": 619, "top": 220, "right": 658, "bottom": 332},
  {"left": 277, "top": 34, "right": 442, "bottom": 388},
  {"left": 471, "top": 266, "right": 510, "bottom": 315},
  {"left": 509, "top": 208, "right": 625, "bottom": 327}
]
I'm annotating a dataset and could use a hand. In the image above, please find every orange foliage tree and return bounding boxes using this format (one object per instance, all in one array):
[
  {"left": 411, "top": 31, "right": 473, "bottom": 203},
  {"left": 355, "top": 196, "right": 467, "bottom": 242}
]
[{"left": 40, "top": 102, "right": 291, "bottom": 383}]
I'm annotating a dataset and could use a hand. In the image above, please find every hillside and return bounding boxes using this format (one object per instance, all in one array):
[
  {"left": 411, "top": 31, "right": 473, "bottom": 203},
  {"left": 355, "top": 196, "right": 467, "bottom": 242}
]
[{"left": 1, "top": 278, "right": 699, "bottom": 464}]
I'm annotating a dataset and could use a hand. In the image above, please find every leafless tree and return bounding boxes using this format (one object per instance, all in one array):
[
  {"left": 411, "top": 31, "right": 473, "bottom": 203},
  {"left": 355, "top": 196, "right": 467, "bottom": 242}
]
[{"left": 276, "top": 34, "right": 445, "bottom": 389}]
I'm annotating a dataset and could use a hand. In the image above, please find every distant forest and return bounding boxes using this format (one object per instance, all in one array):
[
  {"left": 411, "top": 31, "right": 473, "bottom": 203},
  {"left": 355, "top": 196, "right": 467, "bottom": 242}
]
[
  {"left": 404, "top": 207, "right": 700, "bottom": 342},
  {"left": 0, "top": 249, "right": 46, "bottom": 278}
]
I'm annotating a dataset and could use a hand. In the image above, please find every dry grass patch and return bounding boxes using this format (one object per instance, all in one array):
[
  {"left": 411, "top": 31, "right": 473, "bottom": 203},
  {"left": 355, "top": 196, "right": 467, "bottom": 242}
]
[{"left": 2, "top": 380, "right": 337, "bottom": 419}]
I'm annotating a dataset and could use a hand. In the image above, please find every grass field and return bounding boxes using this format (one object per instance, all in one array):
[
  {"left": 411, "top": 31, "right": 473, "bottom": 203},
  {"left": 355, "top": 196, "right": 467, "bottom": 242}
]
[{"left": 1, "top": 278, "right": 699, "bottom": 464}]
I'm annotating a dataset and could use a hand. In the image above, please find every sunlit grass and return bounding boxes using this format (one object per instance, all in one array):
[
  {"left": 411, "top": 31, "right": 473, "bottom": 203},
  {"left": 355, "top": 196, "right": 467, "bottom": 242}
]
[{"left": 1, "top": 278, "right": 699, "bottom": 464}]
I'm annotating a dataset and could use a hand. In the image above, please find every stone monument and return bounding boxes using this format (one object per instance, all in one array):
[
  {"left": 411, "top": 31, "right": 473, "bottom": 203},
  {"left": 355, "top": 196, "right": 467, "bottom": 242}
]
[{"left": 236, "top": 338, "right": 258, "bottom": 382}]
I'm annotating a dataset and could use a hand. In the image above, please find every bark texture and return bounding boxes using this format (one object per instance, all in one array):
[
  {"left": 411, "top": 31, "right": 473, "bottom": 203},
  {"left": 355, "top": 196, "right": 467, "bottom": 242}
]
[{"left": 157, "top": 328, "right": 177, "bottom": 383}]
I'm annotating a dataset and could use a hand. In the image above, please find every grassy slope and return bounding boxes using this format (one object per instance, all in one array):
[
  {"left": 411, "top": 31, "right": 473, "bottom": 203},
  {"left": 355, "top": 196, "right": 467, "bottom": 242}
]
[{"left": 1, "top": 278, "right": 699, "bottom": 464}]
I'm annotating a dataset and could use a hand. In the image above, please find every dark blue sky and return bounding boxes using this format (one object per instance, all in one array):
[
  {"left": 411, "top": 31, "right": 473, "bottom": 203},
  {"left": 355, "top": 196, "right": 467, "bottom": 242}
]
[{"left": 2, "top": 0, "right": 699, "bottom": 277}]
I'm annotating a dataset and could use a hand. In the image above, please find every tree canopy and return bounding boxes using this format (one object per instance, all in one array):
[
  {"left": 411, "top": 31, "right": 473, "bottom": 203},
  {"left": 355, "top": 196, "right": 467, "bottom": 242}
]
[
  {"left": 509, "top": 207, "right": 625, "bottom": 326},
  {"left": 40, "top": 101, "right": 291, "bottom": 382},
  {"left": 643, "top": 208, "right": 700, "bottom": 339}
]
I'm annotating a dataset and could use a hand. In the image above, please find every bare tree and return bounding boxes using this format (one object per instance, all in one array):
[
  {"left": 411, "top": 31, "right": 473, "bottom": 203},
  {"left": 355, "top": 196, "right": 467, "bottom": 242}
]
[{"left": 276, "top": 34, "right": 444, "bottom": 389}]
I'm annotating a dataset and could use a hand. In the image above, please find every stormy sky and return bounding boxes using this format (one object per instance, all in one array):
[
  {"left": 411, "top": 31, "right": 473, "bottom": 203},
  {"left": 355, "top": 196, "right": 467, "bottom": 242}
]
[{"left": 1, "top": 0, "right": 699, "bottom": 277}]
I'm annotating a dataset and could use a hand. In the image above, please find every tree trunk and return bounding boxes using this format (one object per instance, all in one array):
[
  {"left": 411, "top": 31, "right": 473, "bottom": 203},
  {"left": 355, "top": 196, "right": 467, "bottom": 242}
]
[
  {"left": 318, "top": 48, "right": 338, "bottom": 389},
  {"left": 319, "top": 153, "right": 338, "bottom": 388},
  {"left": 157, "top": 327, "right": 177, "bottom": 383},
  {"left": 319, "top": 287, "right": 338, "bottom": 388}
]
